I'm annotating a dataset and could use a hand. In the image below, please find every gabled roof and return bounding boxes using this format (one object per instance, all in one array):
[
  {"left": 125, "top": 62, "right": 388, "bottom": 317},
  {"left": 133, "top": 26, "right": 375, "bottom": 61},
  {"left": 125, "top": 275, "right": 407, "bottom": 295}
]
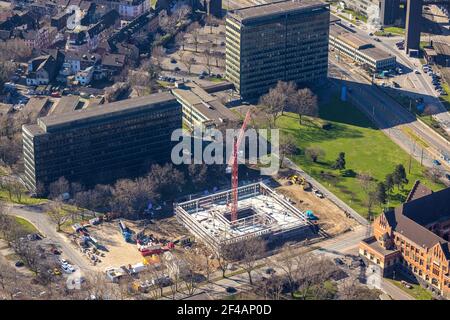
[
  {"left": 406, "top": 180, "right": 433, "bottom": 202},
  {"left": 402, "top": 186, "right": 450, "bottom": 225},
  {"left": 383, "top": 183, "right": 450, "bottom": 259}
]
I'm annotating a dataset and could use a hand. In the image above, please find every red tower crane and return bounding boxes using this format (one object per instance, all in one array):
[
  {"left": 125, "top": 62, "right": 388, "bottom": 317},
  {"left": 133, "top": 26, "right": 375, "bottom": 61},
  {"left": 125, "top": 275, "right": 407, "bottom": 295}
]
[{"left": 228, "top": 110, "right": 251, "bottom": 223}]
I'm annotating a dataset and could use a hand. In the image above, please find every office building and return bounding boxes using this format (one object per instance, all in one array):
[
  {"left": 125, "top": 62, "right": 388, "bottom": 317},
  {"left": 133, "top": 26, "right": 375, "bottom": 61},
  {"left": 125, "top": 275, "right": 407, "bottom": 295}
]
[
  {"left": 22, "top": 93, "right": 181, "bottom": 193},
  {"left": 225, "top": 0, "right": 330, "bottom": 99},
  {"left": 342, "top": 0, "right": 399, "bottom": 26},
  {"left": 171, "top": 81, "right": 239, "bottom": 135},
  {"left": 360, "top": 181, "right": 450, "bottom": 298},
  {"left": 330, "top": 23, "right": 396, "bottom": 71}
]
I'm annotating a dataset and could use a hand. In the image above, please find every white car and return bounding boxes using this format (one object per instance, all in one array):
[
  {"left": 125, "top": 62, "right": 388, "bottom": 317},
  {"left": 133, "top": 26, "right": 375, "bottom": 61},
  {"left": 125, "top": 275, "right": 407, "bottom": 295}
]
[
  {"left": 313, "top": 189, "right": 324, "bottom": 199},
  {"left": 62, "top": 264, "right": 75, "bottom": 273}
]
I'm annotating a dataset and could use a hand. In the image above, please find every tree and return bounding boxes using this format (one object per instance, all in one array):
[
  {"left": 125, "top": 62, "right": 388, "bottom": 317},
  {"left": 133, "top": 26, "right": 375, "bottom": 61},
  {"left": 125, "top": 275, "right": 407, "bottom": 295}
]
[
  {"left": 357, "top": 172, "right": 377, "bottom": 218},
  {"left": 187, "top": 22, "right": 201, "bottom": 52},
  {"left": 146, "top": 164, "right": 185, "bottom": 200},
  {"left": 46, "top": 201, "right": 69, "bottom": 232},
  {"left": 48, "top": 177, "right": 70, "bottom": 200},
  {"left": 151, "top": 46, "right": 165, "bottom": 69},
  {"left": 181, "top": 54, "right": 196, "bottom": 75},
  {"left": 279, "top": 134, "right": 297, "bottom": 167},
  {"left": 392, "top": 164, "right": 408, "bottom": 190},
  {"left": 305, "top": 147, "right": 325, "bottom": 163},
  {"left": 0, "top": 60, "right": 15, "bottom": 92},
  {"left": 175, "top": 32, "right": 186, "bottom": 51},
  {"left": 111, "top": 177, "right": 158, "bottom": 218},
  {"left": 292, "top": 88, "right": 318, "bottom": 124},
  {"left": 423, "top": 167, "right": 441, "bottom": 183},
  {"left": 188, "top": 164, "right": 208, "bottom": 189},
  {"left": 276, "top": 81, "right": 297, "bottom": 115},
  {"left": 375, "top": 182, "right": 387, "bottom": 208},
  {"left": 235, "top": 238, "right": 266, "bottom": 285},
  {"left": 259, "top": 87, "right": 285, "bottom": 128},
  {"left": 385, "top": 173, "right": 394, "bottom": 196},
  {"left": 332, "top": 152, "right": 346, "bottom": 170},
  {"left": 202, "top": 44, "right": 214, "bottom": 76},
  {"left": 216, "top": 243, "right": 238, "bottom": 278}
]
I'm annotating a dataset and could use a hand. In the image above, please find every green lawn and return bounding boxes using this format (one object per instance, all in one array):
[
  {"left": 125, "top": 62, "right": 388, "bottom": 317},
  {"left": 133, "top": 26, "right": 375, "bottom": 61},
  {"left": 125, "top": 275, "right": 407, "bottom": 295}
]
[
  {"left": 14, "top": 217, "right": 38, "bottom": 234},
  {"left": 388, "top": 278, "right": 433, "bottom": 300},
  {"left": 0, "top": 189, "right": 47, "bottom": 205},
  {"left": 276, "top": 97, "right": 444, "bottom": 218},
  {"left": 342, "top": 9, "right": 367, "bottom": 23},
  {"left": 383, "top": 27, "right": 405, "bottom": 35},
  {"left": 440, "top": 82, "right": 450, "bottom": 112}
]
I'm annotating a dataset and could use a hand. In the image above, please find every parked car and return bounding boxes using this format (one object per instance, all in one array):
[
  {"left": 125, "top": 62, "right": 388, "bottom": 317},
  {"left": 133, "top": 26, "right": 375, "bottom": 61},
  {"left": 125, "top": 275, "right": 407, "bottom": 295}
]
[
  {"left": 225, "top": 287, "right": 237, "bottom": 294},
  {"left": 265, "top": 268, "right": 276, "bottom": 275},
  {"left": 170, "top": 58, "right": 177, "bottom": 63},
  {"left": 334, "top": 258, "right": 344, "bottom": 266},
  {"left": 15, "top": 261, "right": 24, "bottom": 267},
  {"left": 174, "top": 67, "right": 180, "bottom": 72},
  {"left": 433, "top": 159, "right": 441, "bottom": 166},
  {"left": 313, "top": 189, "right": 324, "bottom": 198}
]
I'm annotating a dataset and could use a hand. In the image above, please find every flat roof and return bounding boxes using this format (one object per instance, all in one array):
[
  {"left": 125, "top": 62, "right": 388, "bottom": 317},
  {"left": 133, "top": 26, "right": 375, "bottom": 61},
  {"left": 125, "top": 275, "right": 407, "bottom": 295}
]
[
  {"left": 49, "top": 96, "right": 82, "bottom": 115},
  {"left": 229, "top": 0, "right": 327, "bottom": 23},
  {"left": 35, "top": 92, "right": 178, "bottom": 133},
  {"left": 172, "top": 82, "right": 239, "bottom": 123},
  {"left": 361, "top": 46, "right": 394, "bottom": 61}
]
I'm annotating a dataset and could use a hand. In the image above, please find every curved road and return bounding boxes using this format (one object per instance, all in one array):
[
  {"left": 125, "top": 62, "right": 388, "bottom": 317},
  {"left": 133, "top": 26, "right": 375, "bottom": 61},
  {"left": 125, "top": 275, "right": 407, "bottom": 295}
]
[{"left": 6, "top": 204, "right": 93, "bottom": 271}]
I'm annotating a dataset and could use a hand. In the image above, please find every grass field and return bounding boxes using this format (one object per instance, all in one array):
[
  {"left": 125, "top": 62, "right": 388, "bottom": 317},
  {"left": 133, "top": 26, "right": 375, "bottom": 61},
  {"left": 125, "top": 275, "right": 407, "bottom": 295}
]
[
  {"left": 276, "top": 97, "right": 444, "bottom": 218},
  {"left": 388, "top": 277, "right": 433, "bottom": 300},
  {"left": 440, "top": 82, "right": 450, "bottom": 111},
  {"left": 383, "top": 27, "right": 405, "bottom": 35},
  {"left": 14, "top": 217, "right": 38, "bottom": 234},
  {"left": 0, "top": 189, "right": 47, "bottom": 206}
]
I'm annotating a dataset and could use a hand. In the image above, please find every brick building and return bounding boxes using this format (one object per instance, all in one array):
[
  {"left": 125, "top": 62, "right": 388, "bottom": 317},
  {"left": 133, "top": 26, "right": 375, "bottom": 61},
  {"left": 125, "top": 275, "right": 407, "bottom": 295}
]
[{"left": 359, "top": 181, "right": 450, "bottom": 298}]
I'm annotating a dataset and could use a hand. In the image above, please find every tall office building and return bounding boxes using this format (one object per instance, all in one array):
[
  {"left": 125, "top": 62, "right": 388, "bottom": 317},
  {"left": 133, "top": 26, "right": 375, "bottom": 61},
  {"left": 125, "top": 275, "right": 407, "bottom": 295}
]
[
  {"left": 225, "top": 0, "right": 330, "bottom": 99},
  {"left": 22, "top": 92, "right": 181, "bottom": 194},
  {"left": 405, "top": 0, "right": 423, "bottom": 55}
]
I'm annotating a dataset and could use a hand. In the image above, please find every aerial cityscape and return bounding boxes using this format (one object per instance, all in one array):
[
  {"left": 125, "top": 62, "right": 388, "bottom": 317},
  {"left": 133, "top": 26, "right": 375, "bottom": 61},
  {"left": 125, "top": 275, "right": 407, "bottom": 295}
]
[{"left": 0, "top": 0, "right": 449, "bottom": 303}]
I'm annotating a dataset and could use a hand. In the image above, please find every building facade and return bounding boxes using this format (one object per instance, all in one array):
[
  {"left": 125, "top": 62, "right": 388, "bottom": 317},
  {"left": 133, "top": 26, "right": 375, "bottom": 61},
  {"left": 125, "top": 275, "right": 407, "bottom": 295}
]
[
  {"left": 342, "top": 0, "right": 399, "bottom": 26},
  {"left": 359, "top": 181, "right": 450, "bottom": 298},
  {"left": 22, "top": 93, "right": 181, "bottom": 194},
  {"left": 225, "top": 0, "right": 330, "bottom": 99},
  {"left": 329, "top": 23, "right": 396, "bottom": 71}
]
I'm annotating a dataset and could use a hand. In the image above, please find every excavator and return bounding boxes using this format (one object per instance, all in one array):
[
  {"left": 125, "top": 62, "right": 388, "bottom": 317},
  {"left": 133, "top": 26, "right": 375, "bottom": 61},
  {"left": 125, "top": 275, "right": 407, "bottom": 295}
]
[{"left": 288, "top": 175, "right": 312, "bottom": 191}]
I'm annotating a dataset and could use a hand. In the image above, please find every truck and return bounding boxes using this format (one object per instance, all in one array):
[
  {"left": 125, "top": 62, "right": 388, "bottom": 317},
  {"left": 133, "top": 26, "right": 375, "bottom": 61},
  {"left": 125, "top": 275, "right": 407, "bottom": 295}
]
[{"left": 118, "top": 220, "right": 134, "bottom": 243}]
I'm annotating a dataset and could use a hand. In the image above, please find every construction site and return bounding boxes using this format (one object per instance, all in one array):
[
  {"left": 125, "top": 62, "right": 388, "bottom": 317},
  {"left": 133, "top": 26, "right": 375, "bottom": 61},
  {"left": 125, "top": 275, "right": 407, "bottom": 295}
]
[{"left": 175, "top": 182, "right": 313, "bottom": 253}]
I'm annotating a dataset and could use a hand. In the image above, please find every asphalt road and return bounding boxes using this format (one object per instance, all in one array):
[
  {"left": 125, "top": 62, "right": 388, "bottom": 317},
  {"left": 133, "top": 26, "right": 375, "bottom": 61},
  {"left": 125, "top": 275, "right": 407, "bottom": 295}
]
[
  {"left": 337, "top": 12, "right": 450, "bottom": 136},
  {"left": 6, "top": 204, "right": 93, "bottom": 271},
  {"left": 329, "top": 57, "right": 450, "bottom": 180}
]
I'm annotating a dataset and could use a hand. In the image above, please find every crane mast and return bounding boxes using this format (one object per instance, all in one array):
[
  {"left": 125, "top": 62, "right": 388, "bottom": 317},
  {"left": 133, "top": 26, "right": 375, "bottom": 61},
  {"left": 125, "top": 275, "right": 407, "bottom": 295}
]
[{"left": 229, "top": 110, "right": 251, "bottom": 223}]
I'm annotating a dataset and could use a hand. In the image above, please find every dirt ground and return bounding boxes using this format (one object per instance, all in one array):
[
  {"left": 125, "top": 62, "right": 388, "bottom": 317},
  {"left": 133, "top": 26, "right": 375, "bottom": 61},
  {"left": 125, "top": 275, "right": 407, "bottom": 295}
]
[
  {"left": 275, "top": 179, "right": 358, "bottom": 236},
  {"left": 74, "top": 217, "right": 193, "bottom": 270}
]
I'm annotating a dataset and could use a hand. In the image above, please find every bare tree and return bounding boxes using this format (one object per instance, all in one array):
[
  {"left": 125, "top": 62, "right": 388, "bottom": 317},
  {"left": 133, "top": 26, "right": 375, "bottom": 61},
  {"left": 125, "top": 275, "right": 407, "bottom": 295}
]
[
  {"left": 279, "top": 133, "right": 297, "bottom": 167},
  {"left": 216, "top": 243, "right": 238, "bottom": 278},
  {"left": 259, "top": 87, "right": 285, "bottom": 128},
  {"left": 235, "top": 238, "right": 266, "bottom": 285},
  {"left": 181, "top": 53, "right": 196, "bottom": 75},
  {"left": 292, "top": 88, "right": 318, "bottom": 125},
  {"left": 48, "top": 177, "right": 70, "bottom": 200},
  {"left": 305, "top": 147, "right": 326, "bottom": 163},
  {"left": 187, "top": 22, "right": 201, "bottom": 52},
  {"left": 203, "top": 44, "right": 214, "bottom": 76},
  {"left": 46, "top": 201, "right": 69, "bottom": 232},
  {"left": 151, "top": 46, "right": 165, "bottom": 69},
  {"left": 175, "top": 32, "right": 186, "bottom": 51},
  {"left": 357, "top": 172, "right": 377, "bottom": 219}
]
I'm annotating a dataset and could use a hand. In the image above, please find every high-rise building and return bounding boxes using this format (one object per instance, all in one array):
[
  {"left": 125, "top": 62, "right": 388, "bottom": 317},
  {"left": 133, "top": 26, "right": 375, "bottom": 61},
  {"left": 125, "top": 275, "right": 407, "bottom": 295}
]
[
  {"left": 405, "top": 0, "right": 423, "bottom": 55},
  {"left": 225, "top": 0, "right": 330, "bottom": 99},
  {"left": 22, "top": 92, "right": 181, "bottom": 194}
]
